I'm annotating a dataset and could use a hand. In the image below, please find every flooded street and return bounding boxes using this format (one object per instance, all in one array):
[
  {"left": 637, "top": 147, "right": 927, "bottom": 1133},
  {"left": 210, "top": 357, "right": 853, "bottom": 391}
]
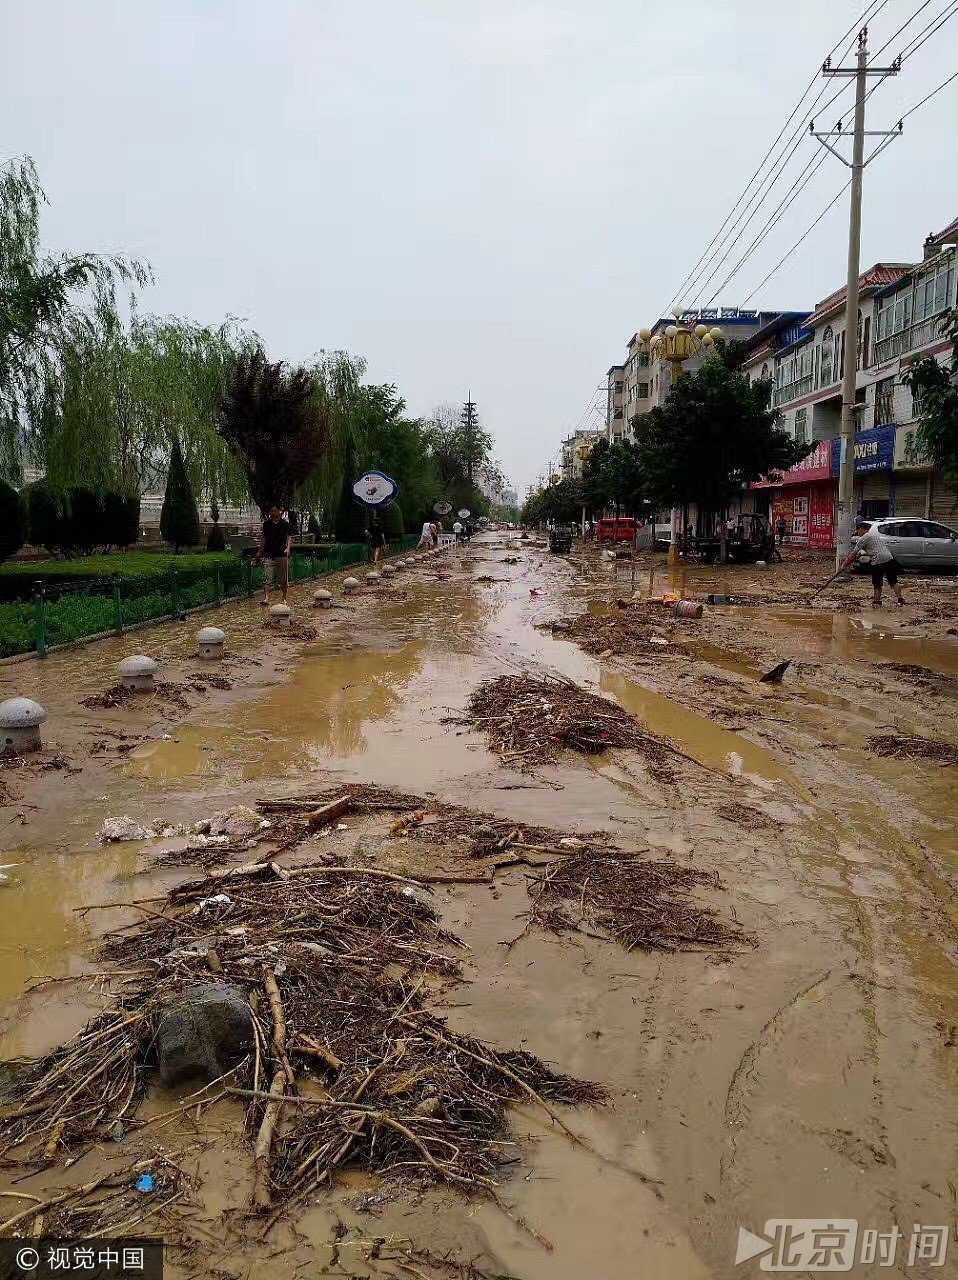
[{"left": 1, "top": 537, "right": 957, "bottom": 1279}]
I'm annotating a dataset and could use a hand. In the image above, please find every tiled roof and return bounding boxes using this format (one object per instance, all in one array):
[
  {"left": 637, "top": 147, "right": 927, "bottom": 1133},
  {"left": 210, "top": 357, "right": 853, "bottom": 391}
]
[
  {"left": 806, "top": 263, "right": 914, "bottom": 327},
  {"left": 926, "top": 214, "right": 958, "bottom": 247}
]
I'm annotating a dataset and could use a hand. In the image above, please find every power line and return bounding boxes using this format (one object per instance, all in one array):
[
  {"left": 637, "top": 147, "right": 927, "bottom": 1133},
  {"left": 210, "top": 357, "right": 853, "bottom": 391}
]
[
  {"left": 683, "top": 28, "right": 874, "bottom": 308},
  {"left": 704, "top": 151, "right": 830, "bottom": 305},
  {"left": 672, "top": 0, "right": 956, "bottom": 311},
  {"left": 899, "top": 0, "right": 958, "bottom": 60},
  {"left": 741, "top": 180, "right": 852, "bottom": 304},
  {"left": 665, "top": 0, "right": 888, "bottom": 313},
  {"left": 900, "top": 65, "right": 958, "bottom": 117},
  {"left": 872, "top": 0, "right": 936, "bottom": 55},
  {"left": 741, "top": 28, "right": 958, "bottom": 306},
  {"left": 689, "top": 0, "right": 944, "bottom": 308}
]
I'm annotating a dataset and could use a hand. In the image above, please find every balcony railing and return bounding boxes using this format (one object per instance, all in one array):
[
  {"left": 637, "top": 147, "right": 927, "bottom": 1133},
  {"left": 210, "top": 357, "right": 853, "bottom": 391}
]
[
  {"left": 874, "top": 314, "right": 946, "bottom": 365},
  {"left": 773, "top": 373, "right": 814, "bottom": 407}
]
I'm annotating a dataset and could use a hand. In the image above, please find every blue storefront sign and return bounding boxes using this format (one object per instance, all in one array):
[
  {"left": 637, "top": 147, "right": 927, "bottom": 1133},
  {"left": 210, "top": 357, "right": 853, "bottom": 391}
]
[{"left": 829, "top": 424, "right": 895, "bottom": 477}]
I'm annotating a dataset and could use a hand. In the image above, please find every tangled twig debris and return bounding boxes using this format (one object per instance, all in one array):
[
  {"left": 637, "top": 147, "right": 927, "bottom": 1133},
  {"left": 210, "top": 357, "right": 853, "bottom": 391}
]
[
  {"left": 867, "top": 733, "right": 958, "bottom": 765},
  {"left": 0, "top": 851, "right": 604, "bottom": 1232},
  {"left": 466, "top": 673, "right": 683, "bottom": 777}
]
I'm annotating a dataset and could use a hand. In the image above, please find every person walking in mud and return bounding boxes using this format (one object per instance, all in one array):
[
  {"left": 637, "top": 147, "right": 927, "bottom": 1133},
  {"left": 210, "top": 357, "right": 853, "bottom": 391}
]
[
  {"left": 418, "top": 518, "right": 433, "bottom": 550},
  {"left": 367, "top": 516, "right": 386, "bottom": 564},
  {"left": 776, "top": 515, "right": 787, "bottom": 547},
  {"left": 257, "top": 503, "right": 293, "bottom": 607},
  {"left": 836, "top": 515, "right": 905, "bottom": 609}
]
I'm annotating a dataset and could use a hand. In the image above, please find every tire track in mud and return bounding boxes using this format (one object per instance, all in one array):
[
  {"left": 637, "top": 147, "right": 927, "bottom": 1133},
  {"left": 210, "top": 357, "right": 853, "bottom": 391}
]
[{"left": 719, "top": 967, "right": 833, "bottom": 1189}]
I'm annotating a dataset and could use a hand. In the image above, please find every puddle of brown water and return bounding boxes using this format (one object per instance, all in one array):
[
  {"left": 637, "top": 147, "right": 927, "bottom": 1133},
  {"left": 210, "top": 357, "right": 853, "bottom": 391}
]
[
  {"left": 599, "top": 667, "right": 807, "bottom": 794},
  {"left": 756, "top": 609, "right": 958, "bottom": 675}
]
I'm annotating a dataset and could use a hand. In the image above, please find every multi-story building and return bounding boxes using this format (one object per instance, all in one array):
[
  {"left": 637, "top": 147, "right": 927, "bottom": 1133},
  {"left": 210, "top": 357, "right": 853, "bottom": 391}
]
[
  {"left": 606, "top": 309, "right": 784, "bottom": 441},
  {"left": 561, "top": 429, "right": 604, "bottom": 481},
  {"left": 605, "top": 363, "right": 628, "bottom": 441},
  {"left": 741, "top": 216, "right": 957, "bottom": 546}
]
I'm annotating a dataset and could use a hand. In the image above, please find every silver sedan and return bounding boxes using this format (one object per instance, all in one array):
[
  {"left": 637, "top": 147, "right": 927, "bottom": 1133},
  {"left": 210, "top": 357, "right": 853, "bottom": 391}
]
[{"left": 853, "top": 517, "right": 958, "bottom": 571}]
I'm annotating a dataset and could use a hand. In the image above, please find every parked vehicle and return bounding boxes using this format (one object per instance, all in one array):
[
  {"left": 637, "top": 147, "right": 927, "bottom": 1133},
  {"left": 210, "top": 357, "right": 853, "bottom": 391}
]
[
  {"left": 651, "top": 522, "right": 672, "bottom": 551},
  {"left": 595, "top": 517, "right": 636, "bottom": 545},
  {"left": 853, "top": 517, "right": 958, "bottom": 572}
]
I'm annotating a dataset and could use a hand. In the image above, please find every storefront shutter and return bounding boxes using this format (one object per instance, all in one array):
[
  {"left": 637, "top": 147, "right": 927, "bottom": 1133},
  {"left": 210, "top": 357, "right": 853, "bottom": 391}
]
[
  {"left": 930, "top": 475, "right": 958, "bottom": 525},
  {"left": 861, "top": 474, "right": 891, "bottom": 502},
  {"left": 892, "top": 474, "right": 928, "bottom": 517}
]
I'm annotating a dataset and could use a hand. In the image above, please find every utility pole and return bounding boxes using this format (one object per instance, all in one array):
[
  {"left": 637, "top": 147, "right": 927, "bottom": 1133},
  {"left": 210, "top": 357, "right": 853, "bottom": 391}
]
[{"left": 812, "top": 28, "right": 901, "bottom": 568}]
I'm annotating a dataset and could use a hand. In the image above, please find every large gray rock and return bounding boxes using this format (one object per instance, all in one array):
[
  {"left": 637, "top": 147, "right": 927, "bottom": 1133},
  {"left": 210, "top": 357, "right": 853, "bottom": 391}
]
[{"left": 156, "top": 983, "right": 254, "bottom": 1087}]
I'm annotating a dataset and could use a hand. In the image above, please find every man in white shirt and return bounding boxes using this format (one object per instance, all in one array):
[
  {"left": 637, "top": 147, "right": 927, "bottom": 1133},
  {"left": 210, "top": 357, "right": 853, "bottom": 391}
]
[{"left": 837, "top": 516, "right": 905, "bottom": 608}]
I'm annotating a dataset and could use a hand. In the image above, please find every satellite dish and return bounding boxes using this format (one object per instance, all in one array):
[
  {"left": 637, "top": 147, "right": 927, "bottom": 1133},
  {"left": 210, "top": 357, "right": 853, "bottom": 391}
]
[
  {"left": 457, "top": 509, "right": 471, "bottom": 519},
  {"left": 352, "top": 470, "right": 398, "bottom": 507},
  {"left": 433, "top": 502, "right": 453, "bottom": 516}
]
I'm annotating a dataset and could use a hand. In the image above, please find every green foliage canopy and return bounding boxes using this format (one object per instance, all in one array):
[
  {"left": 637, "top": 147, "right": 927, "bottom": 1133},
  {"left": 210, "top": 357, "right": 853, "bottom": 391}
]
[
  {"left": 0, "top": 157, "right": 149, "bottom": 483},
  {"left": 633, "top": 355, "right": 808, "bottom": 514}
]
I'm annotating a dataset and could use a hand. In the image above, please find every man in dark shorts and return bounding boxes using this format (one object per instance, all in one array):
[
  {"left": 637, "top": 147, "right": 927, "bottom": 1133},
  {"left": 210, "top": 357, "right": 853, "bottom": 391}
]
[
  {"left": 257, "top": 504, "right": 293, "bottom": 606},
  {"left": 367, "top": 517, "right": 386, "bottom": 564},
  {"left": 837, "top": 516, "right": 905, "bottom": 609}
]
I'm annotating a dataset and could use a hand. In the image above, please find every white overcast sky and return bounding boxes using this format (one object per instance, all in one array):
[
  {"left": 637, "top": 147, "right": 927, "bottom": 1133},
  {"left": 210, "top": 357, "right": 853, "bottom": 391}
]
[{"left": 4, "top": 0, "right": 956, "bottom": 493}]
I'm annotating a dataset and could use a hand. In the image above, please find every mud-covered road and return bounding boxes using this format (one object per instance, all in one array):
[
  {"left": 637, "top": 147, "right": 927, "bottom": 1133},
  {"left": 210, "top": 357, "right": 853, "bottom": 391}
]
[{"left": 1, "top": 536, "right": 956, "bottom": 1279}]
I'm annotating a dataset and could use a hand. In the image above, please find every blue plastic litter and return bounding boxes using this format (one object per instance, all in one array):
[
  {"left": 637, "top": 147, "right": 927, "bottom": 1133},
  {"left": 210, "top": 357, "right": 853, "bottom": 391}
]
[{"left": 135, "top": 1174, "right": 154, "bottom": 1193}]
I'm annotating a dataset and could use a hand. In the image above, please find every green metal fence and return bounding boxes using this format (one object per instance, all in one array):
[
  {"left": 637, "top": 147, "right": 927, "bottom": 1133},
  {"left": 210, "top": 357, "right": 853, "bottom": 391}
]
[{"left": 6, "top": 538, "right": 420, "bottom": 660}]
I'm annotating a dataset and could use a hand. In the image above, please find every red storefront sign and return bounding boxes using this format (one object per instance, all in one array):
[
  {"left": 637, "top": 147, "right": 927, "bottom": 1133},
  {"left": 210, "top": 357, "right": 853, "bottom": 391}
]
[
  {"left": 772, "top": 490, "right": 810, "bottom": 543},
  {"left": 808, "top": 483, "right": 835, "bottom": 548},
  {"left": 751, "top": 440, "right": 832, "bottom": 488}
]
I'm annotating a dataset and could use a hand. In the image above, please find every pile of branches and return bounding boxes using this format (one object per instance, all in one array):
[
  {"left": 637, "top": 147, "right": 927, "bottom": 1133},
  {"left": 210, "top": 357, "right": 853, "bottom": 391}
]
[
  {"left": 257, "top": 786, "right": 746, "bottom": 954},
  {"left": 0, "top": 855, "right": 603, "bottom": 1228},
  {"left": 259, "top": 784, "right": 610, "bottom": 858},
  {"left": 867, "top": 733, "right": 958, "bottom": 766},
  {"left": 554, "top": 607, "right": 667, "bottom": 658},
  {"left": 518, "top": 851, "right": 749, "bottom": 953},
  {"left": 80, "top": 682, "right": 191, "bottom": 711},
  {"left": 466, "top": 674, "right": 684, "bottom": 772}
]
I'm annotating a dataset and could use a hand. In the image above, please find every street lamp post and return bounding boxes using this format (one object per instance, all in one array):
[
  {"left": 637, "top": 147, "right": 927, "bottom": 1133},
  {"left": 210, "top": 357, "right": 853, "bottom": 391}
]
[{"left": 637, "top": 311, "right": 723, "bottom": 566}]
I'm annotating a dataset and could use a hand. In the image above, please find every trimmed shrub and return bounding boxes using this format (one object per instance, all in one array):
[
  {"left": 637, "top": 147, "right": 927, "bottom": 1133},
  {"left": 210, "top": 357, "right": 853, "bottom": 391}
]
[{"left": 160, "top": 438, "right": 200, "bottom": 551}]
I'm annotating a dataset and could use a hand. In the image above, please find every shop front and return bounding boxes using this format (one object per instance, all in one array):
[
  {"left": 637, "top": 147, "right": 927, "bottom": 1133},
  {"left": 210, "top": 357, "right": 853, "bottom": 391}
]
[
  {"left": 751, "top": 440, "right": 835, "bottom": 547},
  {"left": 841, "top": 423, "right": 895, "bottom": 518}
]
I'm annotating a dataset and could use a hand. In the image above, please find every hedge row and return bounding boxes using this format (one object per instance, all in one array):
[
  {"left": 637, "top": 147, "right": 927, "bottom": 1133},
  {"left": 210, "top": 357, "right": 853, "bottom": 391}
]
[{"left": 0, "top": 537, "right": 420, "bottom": 658}]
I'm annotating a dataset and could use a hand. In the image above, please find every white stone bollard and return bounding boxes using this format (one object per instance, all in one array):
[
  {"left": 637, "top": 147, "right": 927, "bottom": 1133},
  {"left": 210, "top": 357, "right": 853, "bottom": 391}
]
[
  {"left": 269, "top": 603, "right": 292, "bottom": 628},
  {"left": 313, "top": 589, "right": 332, "bottom": 609},
  {"left": 197, "top": 626, "right": 227, "bottom": 659},
  {"left": 0, "top": 697, "right": 46, "bottom": 753},
  {"left": 343, "top": 576, "right": 361, "bottom": 594},
  {"left": 119, "top": 655, "right": 157, "bottom": 692}
]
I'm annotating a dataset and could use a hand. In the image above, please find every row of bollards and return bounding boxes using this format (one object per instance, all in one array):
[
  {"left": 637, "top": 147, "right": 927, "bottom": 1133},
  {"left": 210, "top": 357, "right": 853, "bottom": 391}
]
[{"left": 2, "top": 550, "right": 450, "bottom": 754}]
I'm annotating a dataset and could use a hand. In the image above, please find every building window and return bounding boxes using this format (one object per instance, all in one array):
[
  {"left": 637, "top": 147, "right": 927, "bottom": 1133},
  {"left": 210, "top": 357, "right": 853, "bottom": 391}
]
[
  {"left": 861, "top": 314, "right": 871, "bottom": 367},
  {"left": 794, "top": 407, "right": 807, "bottom": 446},
  {"left": 819, "top": 326, "right": 833, "bottom": 387},
  {"left": 761, "top": 362, "right": 769, "bottom": 380},
  {"left": 874, "top": 376, "right": 895, "bottom": 427},
  {"left": 613, "top": 380, "right": 624, "bottom": 395},
  {"left": 638, "top": 351, "right": 649, "bottom": 368},
  {"left": 637, "top": 382, "right": 649, "bottom": 399},
  {"left": 613, "top": 408, "right": 623, "bottom": 419}
]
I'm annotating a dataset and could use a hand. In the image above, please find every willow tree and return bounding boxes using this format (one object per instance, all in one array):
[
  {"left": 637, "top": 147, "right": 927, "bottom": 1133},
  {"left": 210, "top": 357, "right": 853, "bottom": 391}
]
[
  {"left": 44, "top": 304, "right": 255, "bottom": 502},
  {"left": 302, "top": 351, "right": 366, "bottom": 529},
  {"left": 0, "top": 156, "right": 149, "bottom": 482}
]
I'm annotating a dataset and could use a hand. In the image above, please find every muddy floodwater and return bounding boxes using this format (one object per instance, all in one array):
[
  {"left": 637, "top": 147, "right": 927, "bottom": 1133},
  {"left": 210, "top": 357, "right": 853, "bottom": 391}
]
[{"left": 1, "top": 537, "right": 956, "bottom": 1279}]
